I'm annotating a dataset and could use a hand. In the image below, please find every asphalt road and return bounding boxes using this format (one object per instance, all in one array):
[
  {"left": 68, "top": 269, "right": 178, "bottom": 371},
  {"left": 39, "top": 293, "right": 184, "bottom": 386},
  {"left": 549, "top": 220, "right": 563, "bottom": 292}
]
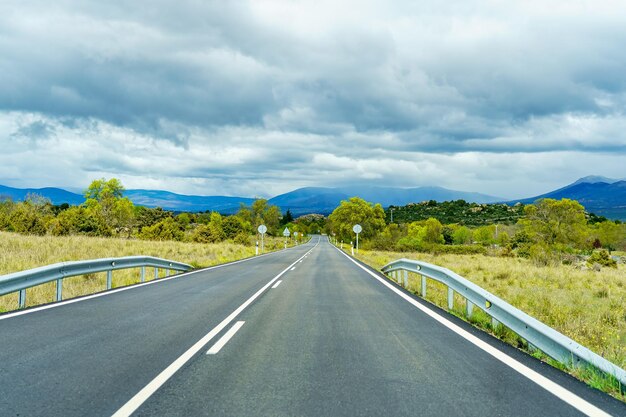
[{"left": 0, "top": 236, "right": 624, "bottom": 416}]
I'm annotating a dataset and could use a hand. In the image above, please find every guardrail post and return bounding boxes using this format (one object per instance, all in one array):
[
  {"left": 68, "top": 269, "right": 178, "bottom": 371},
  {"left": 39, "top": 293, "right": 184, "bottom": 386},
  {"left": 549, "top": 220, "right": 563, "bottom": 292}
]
[
  {"left": 155, "top": 267, "right": 159, "bottom": 280},
  {"left": 492, "top": 317, "right": 500, "bottom": 330},
  {"left": 421, "top": 276, "right": 427, "bottom": 298},
  {"left": 396, "top": 271, "right": 401, "bottom": 285},
  {"left": 466, "top": 299, "right": 474, "bottom": 317},
  {"left": 56, "top": 279, "right": 63, "bottom": 301},
  {"left": 18, "top": 289, "right": 26, "bottom": 309},
  {"left": 447, "top": 287, "right": 454, "bottom": 310},
  {"left": 106, "top": 270, "right": 112, "bottom": 290},
  {"left": 403, "top": 270, "right": 408, "bottom": 287},
  {"left": 141, "top": 266, "right": 145, "bottom": 283},
  {"left": 166, "top": 269, "right": 170, "bottom": 277}
]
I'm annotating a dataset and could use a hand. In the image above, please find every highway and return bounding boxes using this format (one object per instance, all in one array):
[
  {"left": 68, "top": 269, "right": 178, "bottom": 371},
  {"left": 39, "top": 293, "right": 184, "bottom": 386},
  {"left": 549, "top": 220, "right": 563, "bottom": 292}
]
[{"left": 0, "top": 236, "right": 624, "bottom": 416}]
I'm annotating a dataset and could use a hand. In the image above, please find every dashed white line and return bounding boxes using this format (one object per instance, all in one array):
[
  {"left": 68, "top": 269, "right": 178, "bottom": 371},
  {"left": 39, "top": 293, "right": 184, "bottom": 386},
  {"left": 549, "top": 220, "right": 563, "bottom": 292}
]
[
  {"left": 271, "top": 280, "right": 282, "bottom": 289},
  {"left": 111, "top": 243, "right": 318, "bottom": 417},
  {"left": 206, "top": 321, "right": 245, "bottom": 355},
  {"left": 290, "top": 267, "right": 296, "bottom": 271}
]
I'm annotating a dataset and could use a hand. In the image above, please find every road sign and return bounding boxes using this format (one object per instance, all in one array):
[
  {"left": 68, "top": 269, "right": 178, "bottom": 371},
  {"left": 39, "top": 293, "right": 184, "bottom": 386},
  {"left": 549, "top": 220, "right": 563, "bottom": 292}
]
[
  {"left": 353, "top": 224, "right": 362, "bottom": 254},
  {"left": 257, "top": 225, "right": 267, "bottom": 253},
  {"left": 283, "top": 227, "right": 291, "bottom": 237}
]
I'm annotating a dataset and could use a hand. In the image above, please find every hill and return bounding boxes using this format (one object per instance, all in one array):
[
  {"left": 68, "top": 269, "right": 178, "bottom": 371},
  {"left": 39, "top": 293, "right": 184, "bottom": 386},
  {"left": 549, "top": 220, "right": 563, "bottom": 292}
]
[
  {"left": 269, "top": 185, "right": 502, "bottom": 215},
  {"left": 0, "top": 185, "right": 84, "bottom": 206},
  {"left": 510, "top": 178, "right": 626, "bottom": 220},
  {"left": 388, "top": 200, "right": 526, "bottom": 226}
]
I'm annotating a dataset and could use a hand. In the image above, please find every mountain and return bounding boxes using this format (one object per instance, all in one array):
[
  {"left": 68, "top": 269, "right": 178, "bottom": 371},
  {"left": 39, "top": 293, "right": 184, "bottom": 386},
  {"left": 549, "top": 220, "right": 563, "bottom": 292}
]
[
  {"left": 123, "top": 190, "right": 254, "bottom": 214},
  {"left": 0, "top": 185, "right": 84, "bottom": 206},
  {"left": 0, "top": 185, "right": 253, "bottom": 213},
  {"left": 509, "top": 177, "right": 626, "bottom": 220},
  {"left": 0, "top": 183, "right": 504, "bottom": 215},
  {"left": 269, "top": 185, "right": 502, "bottom": 215}
]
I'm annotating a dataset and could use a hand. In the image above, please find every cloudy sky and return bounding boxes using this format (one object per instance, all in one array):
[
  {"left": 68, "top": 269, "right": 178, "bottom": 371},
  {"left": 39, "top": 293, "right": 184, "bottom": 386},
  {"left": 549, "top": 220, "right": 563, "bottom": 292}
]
[{"left": 1, "top": 0, "right": 625, "bottom": 199}]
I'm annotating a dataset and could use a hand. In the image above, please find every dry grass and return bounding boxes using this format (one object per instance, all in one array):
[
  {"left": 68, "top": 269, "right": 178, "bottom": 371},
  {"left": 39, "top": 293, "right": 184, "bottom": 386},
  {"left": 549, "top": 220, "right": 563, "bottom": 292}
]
[
  {"left": 0, "top": 231, "right": 295, "bottom": 312},
  {"left": 350, "top": 248, "right": 626, "bottom": 394}
]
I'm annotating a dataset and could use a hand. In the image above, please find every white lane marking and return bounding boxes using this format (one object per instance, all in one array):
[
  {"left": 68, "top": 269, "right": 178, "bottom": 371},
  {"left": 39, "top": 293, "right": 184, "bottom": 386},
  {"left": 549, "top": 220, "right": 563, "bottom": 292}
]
[
  {"left": 333, "top": 246, "right": 613, "bottom": 417},
  {"left": 206, "top": 321, "right": 245, "bottom": 355},
  {"left": 0, "top": 245, "right": 303, "bottom": 321},
  {"left": 271, "top": 280, "right": 282, "bottom": 289},
  {"left": 290, "top": 267, "right": 296, "bottom": 271},
  {"left": 111, "top": 243, "right": 318, "bottom": 417}
]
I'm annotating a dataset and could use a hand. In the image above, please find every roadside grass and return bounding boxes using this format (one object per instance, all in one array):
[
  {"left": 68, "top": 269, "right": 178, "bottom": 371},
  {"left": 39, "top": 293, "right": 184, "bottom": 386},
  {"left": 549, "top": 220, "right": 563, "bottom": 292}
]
[
  {"left": 0, "top": 231, "right": 295, "bottom": 313},
  {"left": 347, "top": 247, "right": 626, "bottom": 401}
]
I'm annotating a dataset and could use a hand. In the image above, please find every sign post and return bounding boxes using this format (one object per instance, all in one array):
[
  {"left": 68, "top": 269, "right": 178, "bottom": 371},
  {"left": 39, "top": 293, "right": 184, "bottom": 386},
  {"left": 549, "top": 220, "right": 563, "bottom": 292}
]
[
  {"left": 283, "top": 227, "right": 291, "bottom": 249},
  {"left": 353, "top": 224, "right": 362, "bottom": 254},
  {"left": 258, "top": 224, "right": 267, "bottom": 253}
]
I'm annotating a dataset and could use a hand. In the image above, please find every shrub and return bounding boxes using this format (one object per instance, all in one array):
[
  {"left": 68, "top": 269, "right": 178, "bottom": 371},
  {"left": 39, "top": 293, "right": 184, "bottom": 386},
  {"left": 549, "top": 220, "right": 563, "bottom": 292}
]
[{"left": 587, "top": 250, "right": 617, "bottom": 269}]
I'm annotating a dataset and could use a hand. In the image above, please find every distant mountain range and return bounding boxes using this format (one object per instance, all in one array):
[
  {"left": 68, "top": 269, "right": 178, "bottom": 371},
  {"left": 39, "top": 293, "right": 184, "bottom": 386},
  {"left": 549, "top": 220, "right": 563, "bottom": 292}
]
[
  {"left": 508, "top": 176, "right": 626, "bottom": 220},
  {"left": 0, "top": 183, "right": 500, "bottom": 215},
  {"left": 2, "top": 176, "right": 625, "bottom": 219}
]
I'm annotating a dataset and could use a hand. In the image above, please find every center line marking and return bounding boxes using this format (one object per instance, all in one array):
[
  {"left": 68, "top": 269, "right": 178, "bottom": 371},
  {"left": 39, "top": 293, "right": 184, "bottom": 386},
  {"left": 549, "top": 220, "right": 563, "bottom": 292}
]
[
  {"left": 111, "top": 243, "right": 318, "bottom": 417},
  {"left": 207, "top": 321, "right": 245, "bottom": 355},
  {"left": 271, "top": 280, "right": 282, "bottom": 289}
]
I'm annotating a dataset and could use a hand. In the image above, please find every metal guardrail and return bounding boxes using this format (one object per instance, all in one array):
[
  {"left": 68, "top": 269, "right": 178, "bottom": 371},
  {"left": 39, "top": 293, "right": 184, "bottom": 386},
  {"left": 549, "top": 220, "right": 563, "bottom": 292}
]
[
  {"left": 0, "top": 256, "right": 193, "bottom": 309},
  {"left": 381, "top": 258, "right": 626, "bottom": 388}
]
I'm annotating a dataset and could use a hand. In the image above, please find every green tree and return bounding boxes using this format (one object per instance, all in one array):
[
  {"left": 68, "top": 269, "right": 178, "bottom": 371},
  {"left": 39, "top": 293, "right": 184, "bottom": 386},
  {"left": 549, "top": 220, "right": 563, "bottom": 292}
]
[
  {"left": 595, "top": 221, "right": 622, "bottom": 252},
  {"left": 85, "top": 178, "right": 135, "bottom": 237},
  {"left": 328, "top": 197, "right": 386, "bottom": 242},
  {"left": 519, "top": 199, "right": 588, "bottom": 249},
  {"left": 139, "top": 217, "right": 184, "bottom": 241},
  {"left": 474, "top": 225, "right": 496, "bottom": 245},
  {"left": 452, "top": 226, "right": 473, "bottom": 245},
  {"left": 84, "top": 178, "right": 135, "bottom": 236}
]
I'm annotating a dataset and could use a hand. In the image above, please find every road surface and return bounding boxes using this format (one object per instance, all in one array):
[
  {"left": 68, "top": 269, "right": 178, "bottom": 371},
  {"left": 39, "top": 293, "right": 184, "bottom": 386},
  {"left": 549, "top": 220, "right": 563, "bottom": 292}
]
[{"left": 0, "top": 236, "right": 624, "bottom": 416}]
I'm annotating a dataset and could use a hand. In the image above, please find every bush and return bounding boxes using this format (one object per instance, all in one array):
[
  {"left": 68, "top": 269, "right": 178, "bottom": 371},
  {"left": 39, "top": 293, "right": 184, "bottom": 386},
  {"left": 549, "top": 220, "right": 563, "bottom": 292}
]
[{"left": 587, "top": 250, "right": 617, "bottom": 269}]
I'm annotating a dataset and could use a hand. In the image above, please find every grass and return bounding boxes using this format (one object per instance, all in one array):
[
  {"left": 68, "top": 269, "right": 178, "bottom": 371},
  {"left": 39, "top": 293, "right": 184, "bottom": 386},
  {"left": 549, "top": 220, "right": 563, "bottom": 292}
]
[
  {"left": 0, "top": 231, "right": 297, "bottom": 313},
  {"left": 347, "top": 247, "right": 626, "bottom": 401}
]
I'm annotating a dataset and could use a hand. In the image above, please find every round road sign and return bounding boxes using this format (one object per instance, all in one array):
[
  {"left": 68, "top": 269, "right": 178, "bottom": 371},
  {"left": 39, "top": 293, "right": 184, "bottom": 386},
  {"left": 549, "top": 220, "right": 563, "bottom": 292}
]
[
  {"left": 258, "top": 224, "right": 268, "bottom": 234},
  {"left": 353, "top": 224, "right": 362, "bottom": 234}
]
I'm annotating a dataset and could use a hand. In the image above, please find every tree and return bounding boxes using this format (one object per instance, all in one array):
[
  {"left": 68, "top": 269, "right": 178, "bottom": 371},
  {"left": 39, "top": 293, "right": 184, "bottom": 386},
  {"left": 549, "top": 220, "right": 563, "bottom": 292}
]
[
  {"left": 84, "top": 178, "right": 135, "bottom": 236},
  {"left": 452, "top": 226, "right": 473, "bottom": 245},
  {"left": 328, "top": 197, "right": 386, "bottom": 242},
  {"left": 519, "top": 199, "right": 588, "bottom": 249},
  {"left": 282, "top": 209, "right": 294, "bottom": 225},
  {"left": 595, "top": 221, "right": 623, "bottom": 252},
  {"left": 139, "top": 217, "right": 184, "bottom": 241}
]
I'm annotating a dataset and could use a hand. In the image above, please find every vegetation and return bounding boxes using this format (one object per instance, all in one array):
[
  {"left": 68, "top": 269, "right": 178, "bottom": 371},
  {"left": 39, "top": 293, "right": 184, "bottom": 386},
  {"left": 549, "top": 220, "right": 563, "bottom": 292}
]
[
  {"left": 0, "top": 178, "right": 318, "bottom": 245},
  {"left": 348, "top": 247, "right": 626, "bottom": 400},
  {"left": 0, "top": 231, "right": 293, "bottom": 313},
  {"left": 387, "top": 200, "right": 525, "bottom": 226}
]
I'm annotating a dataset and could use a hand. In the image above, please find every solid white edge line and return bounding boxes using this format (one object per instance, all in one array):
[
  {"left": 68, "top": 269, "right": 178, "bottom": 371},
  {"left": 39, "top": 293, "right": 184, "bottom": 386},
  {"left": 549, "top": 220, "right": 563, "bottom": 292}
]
[
  {"left": 206, "top": 321, "right": 245, "bottom": 355},
  {"left": 111, "top": 242, "right": 318, "bottom": 417},
  {"left": 0, "top": 244, "right": 305, "bottom": 321},
  {"left": 271, "top": 280, "right": 282, "bottom": 289},
  {"left": 332, "top": 246, "right": 613, "bottom": 417}
]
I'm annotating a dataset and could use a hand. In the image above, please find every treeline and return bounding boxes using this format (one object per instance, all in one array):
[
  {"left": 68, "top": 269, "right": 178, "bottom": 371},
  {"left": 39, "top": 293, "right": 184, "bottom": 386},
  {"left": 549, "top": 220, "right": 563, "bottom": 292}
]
[
  {"left": 328, "top": 197, "right": 626, "bottom": 267},
  {"left": 0, "top": 178, "right": 319, "bottom": 245}
]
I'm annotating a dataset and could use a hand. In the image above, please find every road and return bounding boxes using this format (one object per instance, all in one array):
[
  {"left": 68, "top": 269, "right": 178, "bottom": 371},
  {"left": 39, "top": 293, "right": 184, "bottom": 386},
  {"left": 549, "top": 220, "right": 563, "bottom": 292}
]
[{"left": 0, "top": 236, "right": 624, "bottom": 416}]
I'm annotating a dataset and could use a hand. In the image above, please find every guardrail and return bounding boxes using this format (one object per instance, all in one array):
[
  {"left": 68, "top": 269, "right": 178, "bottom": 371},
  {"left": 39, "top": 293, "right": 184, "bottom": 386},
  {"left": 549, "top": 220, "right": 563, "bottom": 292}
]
[
  {"left": 0, "top": 256, "right": 193, "bottom": 309},
  {"left": 381, "top": 258, "right": 626, "bottom": 388}
]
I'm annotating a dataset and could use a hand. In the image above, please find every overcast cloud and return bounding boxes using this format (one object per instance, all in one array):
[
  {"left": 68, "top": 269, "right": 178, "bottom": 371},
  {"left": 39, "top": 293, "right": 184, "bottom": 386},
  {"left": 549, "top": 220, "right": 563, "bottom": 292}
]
[{"left": 1, "top": 0, "right": 625, "bottom": 199}]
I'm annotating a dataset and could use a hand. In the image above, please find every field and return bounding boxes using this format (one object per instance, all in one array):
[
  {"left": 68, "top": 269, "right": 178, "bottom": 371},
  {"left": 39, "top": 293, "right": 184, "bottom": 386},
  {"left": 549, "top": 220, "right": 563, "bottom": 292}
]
[
  {"left": 0, "top": 232, "right": 294, "bottom": 313},
  {"left": 349, "top": 247, "right": 626, "bottom": 397}
]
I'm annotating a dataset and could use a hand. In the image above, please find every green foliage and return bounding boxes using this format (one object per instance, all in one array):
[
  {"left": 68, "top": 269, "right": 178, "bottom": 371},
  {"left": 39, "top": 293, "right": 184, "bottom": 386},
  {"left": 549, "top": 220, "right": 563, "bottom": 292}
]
[
  {"left": 520, "top": 199, "right": 587, "bottom": 249},
  {"left": 84, "top": 178, "right": 135, "bottom": 236},
  {"left": 452, "top": 226, "right": 473, "bottom": 244},
  {"left": 388, "top": 200, "right": 525, "bottom": 226},
  {"left": 473, "top": 225, "right": 496, "bottom": 245},
  {"left": 328, "top": 197, "right": 386, "bottom": 242},
  {"left": 139, "top": 217, "right": 184, "bottom": 241},
  {"left": 587, "top": 250, "right": 618, "bottom": 269}
]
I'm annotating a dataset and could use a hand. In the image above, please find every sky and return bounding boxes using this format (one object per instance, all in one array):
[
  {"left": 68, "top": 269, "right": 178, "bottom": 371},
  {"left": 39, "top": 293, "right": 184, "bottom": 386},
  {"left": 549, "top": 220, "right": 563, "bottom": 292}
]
[{"left": 1, "top": 0, "right": 625, "bottom": 199}]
